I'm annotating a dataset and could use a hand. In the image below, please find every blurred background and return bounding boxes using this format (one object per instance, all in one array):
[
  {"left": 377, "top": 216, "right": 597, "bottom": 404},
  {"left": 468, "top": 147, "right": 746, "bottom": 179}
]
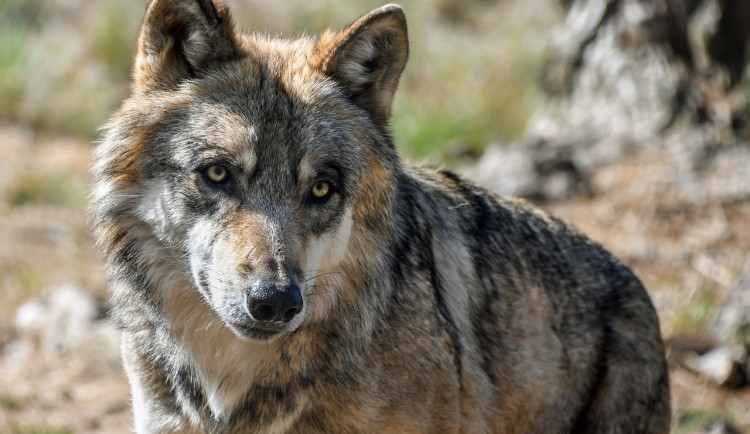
[{"left": 1, "top": 0, "right": 749, "bottom": 432}]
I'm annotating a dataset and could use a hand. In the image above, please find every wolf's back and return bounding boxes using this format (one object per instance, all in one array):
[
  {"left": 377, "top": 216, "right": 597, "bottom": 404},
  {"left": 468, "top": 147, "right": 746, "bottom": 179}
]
[{"left": 385, "top": 166, "right": 671, "bottom": 433}]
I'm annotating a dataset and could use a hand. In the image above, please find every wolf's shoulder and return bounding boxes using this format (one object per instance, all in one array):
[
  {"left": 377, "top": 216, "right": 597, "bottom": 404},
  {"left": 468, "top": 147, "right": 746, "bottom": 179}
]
[
  {"left": 399, "top": 164, "right": 640, "bottom": 290},
  {"left": 400, "top": 164, "right": 566, "bottom": 233}
]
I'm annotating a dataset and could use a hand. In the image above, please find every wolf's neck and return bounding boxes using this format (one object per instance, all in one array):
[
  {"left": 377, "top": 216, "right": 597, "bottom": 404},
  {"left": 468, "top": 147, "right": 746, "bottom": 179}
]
[{"left": 160, "top": 275, "right": 281, "bottom": 421}]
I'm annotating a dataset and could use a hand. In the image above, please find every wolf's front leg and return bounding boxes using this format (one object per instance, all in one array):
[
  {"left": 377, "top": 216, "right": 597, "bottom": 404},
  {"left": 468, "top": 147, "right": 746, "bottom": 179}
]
[{"left": 121, "top": 336, "right": 200, "bottom": 434}]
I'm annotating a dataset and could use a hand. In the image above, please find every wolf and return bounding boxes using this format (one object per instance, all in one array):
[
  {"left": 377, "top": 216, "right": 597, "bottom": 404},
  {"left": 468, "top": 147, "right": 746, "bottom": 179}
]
[{"left": 90, "top": 0, "right": 671, "bottom": 432}]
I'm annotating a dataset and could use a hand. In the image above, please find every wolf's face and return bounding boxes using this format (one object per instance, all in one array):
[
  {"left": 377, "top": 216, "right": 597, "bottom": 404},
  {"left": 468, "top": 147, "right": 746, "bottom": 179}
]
[
  {"left": 96, "top": 1, "right": 407, "bottom": 341},
  {"left": 136, "top": 70, "right": 367, "bottom": 340}
]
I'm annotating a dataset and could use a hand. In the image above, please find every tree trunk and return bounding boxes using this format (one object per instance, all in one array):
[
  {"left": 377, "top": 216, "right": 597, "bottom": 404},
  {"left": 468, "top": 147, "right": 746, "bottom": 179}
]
[{"left": 468, "top": 0, "right": 750, "bottom": 203}]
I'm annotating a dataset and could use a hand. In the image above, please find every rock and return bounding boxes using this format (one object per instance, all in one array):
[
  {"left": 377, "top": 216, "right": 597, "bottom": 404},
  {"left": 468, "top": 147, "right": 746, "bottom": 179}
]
[
  {"left": 16, "top": 284, "right": 102, "bottom": 352},
  {"left": 462, "top": 139, "right": 594, "bottom": 202},
  {"left": 685, "top": 344, "right": 747, "bottom": 388},
  {"left": 705, "top": 419, "right": 742, "bottom": 434},
  {"left": 462, "top": 143, "right": 537, "bottom": 197},
  {"left": 7, "top": 284, "right": 121, "bottom": 375}
]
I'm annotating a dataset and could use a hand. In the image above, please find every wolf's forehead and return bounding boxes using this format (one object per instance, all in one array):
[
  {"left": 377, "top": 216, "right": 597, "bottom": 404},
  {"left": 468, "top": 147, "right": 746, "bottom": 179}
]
[
  {"left": 173, "top": 97, "right": 350, "bottom": 170},
  {"left": 162, "top": 105, "right": 255, "bottom": 167},
  {"left": 164, "top": 58, "right": 353, "bottom": 166}
]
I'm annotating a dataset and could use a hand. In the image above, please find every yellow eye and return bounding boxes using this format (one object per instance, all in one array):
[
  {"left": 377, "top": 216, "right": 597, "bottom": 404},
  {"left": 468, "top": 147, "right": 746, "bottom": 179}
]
[
  {"left": 205, "top": 165, "right": 228, "bottom": 183},
  {"left": 311, "top": 180, "right": 331, "bottom": 199}
]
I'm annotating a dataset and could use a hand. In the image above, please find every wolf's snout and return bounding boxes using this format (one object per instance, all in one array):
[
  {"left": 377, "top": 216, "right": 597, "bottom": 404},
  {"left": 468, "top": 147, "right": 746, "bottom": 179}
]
[{"left": 247, "top": 280, "right": 303, "bottom": 323}]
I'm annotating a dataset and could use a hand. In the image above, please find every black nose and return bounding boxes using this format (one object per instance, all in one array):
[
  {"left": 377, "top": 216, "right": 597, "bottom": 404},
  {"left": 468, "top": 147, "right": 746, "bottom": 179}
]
[{"left": 247, "top": 280, "right": 303, "bottom": 323}]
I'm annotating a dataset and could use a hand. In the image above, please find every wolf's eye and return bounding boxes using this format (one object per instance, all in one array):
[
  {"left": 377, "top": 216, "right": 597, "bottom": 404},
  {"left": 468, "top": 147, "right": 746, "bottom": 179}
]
[
  {"left": 311, "top": 180, "right": 331, "bottom": 200},
  {"left": 204, "top": 165, "right": 228, "bottom": 184}
]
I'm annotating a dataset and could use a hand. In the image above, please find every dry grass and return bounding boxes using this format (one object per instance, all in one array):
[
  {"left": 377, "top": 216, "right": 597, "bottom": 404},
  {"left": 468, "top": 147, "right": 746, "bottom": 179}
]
[
  {"left": 0, "top": 125, "right": 125, "bottom": 433},
  {"left": 0, "top": 126, "right": 106, "bottom": 321}
]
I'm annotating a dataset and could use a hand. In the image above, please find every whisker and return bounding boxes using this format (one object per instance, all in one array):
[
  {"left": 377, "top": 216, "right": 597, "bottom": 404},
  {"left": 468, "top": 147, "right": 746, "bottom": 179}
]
[{"left": 305, "top": 271, "right": 343, "bottom": 283}]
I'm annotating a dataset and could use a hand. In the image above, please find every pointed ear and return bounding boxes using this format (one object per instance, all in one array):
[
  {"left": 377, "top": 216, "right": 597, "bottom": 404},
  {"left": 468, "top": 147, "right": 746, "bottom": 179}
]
[
  {"left": 312, "top": 4, "right": 408, "bottom": 125},
  {"left": 134, "top": 0, "right": 240, "bottom": 91}
]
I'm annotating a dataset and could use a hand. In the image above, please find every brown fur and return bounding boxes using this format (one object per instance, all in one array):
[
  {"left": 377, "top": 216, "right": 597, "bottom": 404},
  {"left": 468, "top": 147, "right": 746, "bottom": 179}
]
[{"left": 91, "top": 1, "right": 670, "bottom": 432}]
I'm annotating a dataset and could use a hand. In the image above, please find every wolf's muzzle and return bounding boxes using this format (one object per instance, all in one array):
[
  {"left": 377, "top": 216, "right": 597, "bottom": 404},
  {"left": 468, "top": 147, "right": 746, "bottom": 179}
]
[{"left": 246, "top": 280, "right": 303, "bottom": 324}]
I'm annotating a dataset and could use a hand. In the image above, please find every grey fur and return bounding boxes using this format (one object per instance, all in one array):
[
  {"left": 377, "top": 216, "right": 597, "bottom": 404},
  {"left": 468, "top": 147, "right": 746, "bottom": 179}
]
[{"left": 90, "top": 1, "right": 670, "bottom": 432}]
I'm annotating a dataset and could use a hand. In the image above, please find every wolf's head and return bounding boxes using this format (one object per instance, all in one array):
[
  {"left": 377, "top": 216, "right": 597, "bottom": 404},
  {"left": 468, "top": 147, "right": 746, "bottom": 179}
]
[{"left": 92, "top": 0, "right": 407, "bottom": 341}]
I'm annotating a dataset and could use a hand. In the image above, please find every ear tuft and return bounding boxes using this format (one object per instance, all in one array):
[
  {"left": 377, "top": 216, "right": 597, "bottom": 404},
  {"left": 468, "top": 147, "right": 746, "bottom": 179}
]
[
  {"left": 134, "top": 0, "right": 240, "bottom": 91},
  {"left": 312, "top": 4, "right": 409, "bottom": 125}
]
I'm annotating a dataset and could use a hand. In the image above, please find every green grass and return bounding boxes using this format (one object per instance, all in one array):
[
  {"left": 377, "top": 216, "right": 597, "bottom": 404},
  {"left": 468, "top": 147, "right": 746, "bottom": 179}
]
[
  {"left": 87, "top": 2, "right": 139, "bottom": 82},
  {"left": 0, "top": 6, "right": 32, "bottom": 123},
  {"left": 390, "top": 1, "right": 545, "bottom": 161},
  {"left": 5, "top": 171, "right": 86, "bottom": 208},
  {"left": 0, "top": 394, "right": 20, "bottom": 410},
  {"left": 676, "top": 408, "right": 737, "bottom": 433},
  {"left": 671, "top": 285, "right": 718, "bottom": 333},
  {"left": 8, "top": 425, "right": 74, "bottom": 434},
  {"left": 0, "top": 0, "right": 139, "bottom": 138}
]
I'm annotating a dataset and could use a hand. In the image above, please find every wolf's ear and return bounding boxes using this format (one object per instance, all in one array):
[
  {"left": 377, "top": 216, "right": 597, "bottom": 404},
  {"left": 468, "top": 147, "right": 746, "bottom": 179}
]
[
  {"left": 312, "top": 4, "right": 408, "bottom": 125},
  {"left": 134, "top": 0, "right": 239, "bottom": 91}
]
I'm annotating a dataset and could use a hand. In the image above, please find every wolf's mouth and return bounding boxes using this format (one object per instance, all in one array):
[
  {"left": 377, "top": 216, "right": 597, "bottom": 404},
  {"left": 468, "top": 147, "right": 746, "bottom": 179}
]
[{"left": 226, "top": 320, "right": 290, "bottom": 342}]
